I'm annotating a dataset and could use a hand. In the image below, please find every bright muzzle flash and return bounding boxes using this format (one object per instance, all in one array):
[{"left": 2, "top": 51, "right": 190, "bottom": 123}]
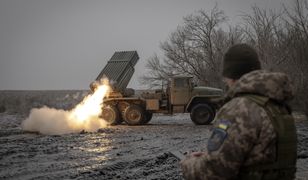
[
  {"left": 21, "top": 79, "right": 111, "bottom": 135},
  {"left": 71, "top": 82, "right": 110, "bottom": 123}
]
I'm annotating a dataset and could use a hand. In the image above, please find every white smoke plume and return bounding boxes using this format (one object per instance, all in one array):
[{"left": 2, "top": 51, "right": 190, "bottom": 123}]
[
  {"left": 21, "top": 107, "right": 106, "bottom": 135},
  {"left": 22, "top": 79, "right": 110, "bottom": 135}
]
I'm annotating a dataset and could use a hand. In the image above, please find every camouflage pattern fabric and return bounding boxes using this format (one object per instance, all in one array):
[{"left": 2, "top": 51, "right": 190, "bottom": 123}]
[{"left": 181, "top": 70, "right": 294, "bottom": 180}]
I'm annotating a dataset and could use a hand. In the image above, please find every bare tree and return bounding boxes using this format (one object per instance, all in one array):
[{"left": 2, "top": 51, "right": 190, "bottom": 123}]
[
  {"left": 241, "top": 6, "right": 289, "bottom": 70},
  {"left": 283, "top": 0, "right": 308, "bottom": 113},
  {"left": 242, "top": 0, "right": 308, "bottom": 114},
  {"left": 141, "top": 6, "right": 241, "bottom": 88},
  {"left": 139, "top": 54, "right": 174, "bottom": 88},
  {"left": 141, "top": 0, "right": 308, "bottom": 115}
]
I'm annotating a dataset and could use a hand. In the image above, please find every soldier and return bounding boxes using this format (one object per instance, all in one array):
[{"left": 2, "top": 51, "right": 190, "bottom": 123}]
[{"left": 180, "top": 44, "right": 297, "bottom": 179}]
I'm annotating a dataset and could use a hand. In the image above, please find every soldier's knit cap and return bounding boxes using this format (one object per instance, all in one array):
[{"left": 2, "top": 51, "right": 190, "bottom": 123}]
[{"left": 223, "top": 44, "right": 261, "bottom": 79}]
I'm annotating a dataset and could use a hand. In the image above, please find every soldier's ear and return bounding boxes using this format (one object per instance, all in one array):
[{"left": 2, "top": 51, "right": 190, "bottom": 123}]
[{"left": 223, "top": 78, "right": 237, "bottom": 89}]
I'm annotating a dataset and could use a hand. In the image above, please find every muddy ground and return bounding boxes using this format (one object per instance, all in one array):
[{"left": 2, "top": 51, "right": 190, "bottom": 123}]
[{"left": 0, "top": 91, "right": 307, "bottom": 179}]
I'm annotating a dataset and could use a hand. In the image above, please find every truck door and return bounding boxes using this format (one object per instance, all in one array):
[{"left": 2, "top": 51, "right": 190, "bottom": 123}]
[{"left": 170, "top": 77, "right": 191, "bottom": 106}]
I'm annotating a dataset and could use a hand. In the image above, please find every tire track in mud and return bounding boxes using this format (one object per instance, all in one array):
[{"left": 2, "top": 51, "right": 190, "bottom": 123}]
[
  {"left": 76, "top": 153, "right": 182, "bottom": 180},
  {"left": 0, "top": 114, "right": 205, "bottom": 179},
  {"left": 0, "top": 113, "right": 307, "bottom": 179}
]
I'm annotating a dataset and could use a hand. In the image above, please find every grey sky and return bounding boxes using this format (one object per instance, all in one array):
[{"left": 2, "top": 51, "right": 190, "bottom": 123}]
[{"left": 0, "top": 0, "right": 288, "bottom": 90}]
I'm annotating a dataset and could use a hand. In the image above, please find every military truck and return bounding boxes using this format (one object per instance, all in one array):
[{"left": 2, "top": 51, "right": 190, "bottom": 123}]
[{"left": 91, "top": 51, "right": 223, "bottom": 125}]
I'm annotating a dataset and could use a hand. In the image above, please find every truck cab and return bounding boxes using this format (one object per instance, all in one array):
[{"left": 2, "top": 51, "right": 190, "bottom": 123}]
[
  {"left": 168, "top": 76, "right": 223, "bottom": 117},
  {"left": 168, "top": 76, "right": 194, "bottom": 113},
  {"left": 170, "top": 76, "right": 193, "bottom": 106}
]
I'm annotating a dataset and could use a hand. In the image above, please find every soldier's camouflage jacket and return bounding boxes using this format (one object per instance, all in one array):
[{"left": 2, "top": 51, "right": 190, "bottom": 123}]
[{"left": 181, "top": 70, "right": 294, "bottom": 180}]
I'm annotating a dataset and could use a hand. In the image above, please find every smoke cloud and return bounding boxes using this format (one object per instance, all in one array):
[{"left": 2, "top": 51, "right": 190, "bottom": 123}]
[
  {"left": 22, "top": 79, "right": 110, "bottom": 135},
  {"left": 21, "top": 107, "right": 107, "bottom": 135}
]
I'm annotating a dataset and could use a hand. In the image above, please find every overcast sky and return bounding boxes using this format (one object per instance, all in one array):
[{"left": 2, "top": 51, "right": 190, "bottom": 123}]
[{"left": 0, "top": 0, "right": 289, "bottom": 90}]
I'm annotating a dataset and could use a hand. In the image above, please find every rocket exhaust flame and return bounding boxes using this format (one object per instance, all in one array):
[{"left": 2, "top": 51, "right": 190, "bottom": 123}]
[
  {"left": 22, "top": 79, "right": 111, "bottom": 135},
  {"left": 70, "top": 80, "right": 110, "bottom": 123}
]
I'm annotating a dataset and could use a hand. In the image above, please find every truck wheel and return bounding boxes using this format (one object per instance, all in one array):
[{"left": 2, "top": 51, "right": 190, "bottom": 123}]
[
  {"left": 117, "top": 101, "right": 130, "bottom": 123},
  {"left": 142, "top": 112, "right": 153, "bottom": 124},
  {"left": 123, "top": 104, "right": 145, "bottom": 125},
  {"left": 101, "top": 105, "right": 121, "bottom": 125},
  {"left": 190, "top": 104, "right": 215, "bottom": 125}
]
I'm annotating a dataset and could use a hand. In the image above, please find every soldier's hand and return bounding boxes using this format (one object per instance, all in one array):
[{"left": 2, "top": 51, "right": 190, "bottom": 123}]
[
  {"left": 180, "top": 152, "right": 206, "bottom": 180},
  {"left": 190, "top": 152, "right": 205, "bottom": 157}
]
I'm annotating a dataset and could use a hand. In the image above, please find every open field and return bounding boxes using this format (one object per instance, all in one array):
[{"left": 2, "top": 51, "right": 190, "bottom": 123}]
[{"left": 0, "top": 91, "right": 307, "bottom": 179}]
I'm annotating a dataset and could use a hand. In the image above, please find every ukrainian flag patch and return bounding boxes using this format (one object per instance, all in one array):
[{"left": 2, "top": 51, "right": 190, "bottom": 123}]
[
  {"left": 217, "top": 119, "right": 231, "bottom": 130},
  {"left": 218, "top": 123, "right": 228, "bottom": 130}
]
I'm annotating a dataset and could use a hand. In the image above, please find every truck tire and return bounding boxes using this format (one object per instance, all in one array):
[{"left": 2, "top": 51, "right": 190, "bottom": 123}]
[
  {"left": 142, "top": 112, "right": 153, "bottom": 124},
  {"left": 190, "top": 104, "right": 215, "bottom": 125},
  {"left": 123, "top": 104, "right": 145, "bottom": 125},
  {"left": 117, "top": 101, "right": 130, "bottom": 123},
  {"left": 101, "top": 105, "right": 121, "bottom": 125}
]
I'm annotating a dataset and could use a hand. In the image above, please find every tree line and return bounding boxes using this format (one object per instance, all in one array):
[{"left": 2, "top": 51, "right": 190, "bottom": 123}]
[{"left": 140, "top": 0, "right": 308, "bottom": 115}]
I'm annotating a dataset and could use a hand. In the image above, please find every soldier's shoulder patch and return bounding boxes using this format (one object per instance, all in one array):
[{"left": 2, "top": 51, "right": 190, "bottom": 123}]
[
  {"left": 207, "top": 128, "right": 228, "bottom": 152},
  {"left": 207, "top": 119, "right": 230, "bottom": 152}
]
